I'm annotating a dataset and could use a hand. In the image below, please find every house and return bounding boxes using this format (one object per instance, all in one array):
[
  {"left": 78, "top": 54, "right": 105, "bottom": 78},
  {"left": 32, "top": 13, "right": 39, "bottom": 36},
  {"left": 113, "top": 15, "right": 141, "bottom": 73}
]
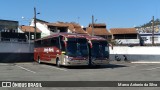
[
  {"left": 0, "top": 19, "right": 18, "bottom": 32},
  {"left": 0, "top": 19, "right": 27, "bottom": 42},
  {"left": 86, "top": 23, "right": 112, "bottom": 40},
  {"left": 139, "top": 33, "right": 160, "bottom": 45},
  {"left": 110, "top": 28, "right": 139, "bottom": 45},
  {"left": 19, "top": 25, "right": 41, "bottom": 40},
  {"left": 30, "top": 19, "right": 87, "bottom": 38}
]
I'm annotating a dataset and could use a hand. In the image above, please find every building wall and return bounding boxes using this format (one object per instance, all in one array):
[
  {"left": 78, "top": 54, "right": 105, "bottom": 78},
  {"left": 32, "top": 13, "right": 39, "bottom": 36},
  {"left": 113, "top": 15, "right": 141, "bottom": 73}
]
[
  {"left": 140, "top": 34, "right": 160, "bottom": 44},
  {"left": 113, "top": 34, "right": 138, "bottom": 39},
  {"left": 31, "top": 21, "right": 73, "bottom": 38},
  {"left": 0, "top": 42, "right": 33, "bottom": 53},
  {"left": 115, "top": 39, "right": 140, "bottom": 45},
  {"left": 30, "top": 21, "right": 52, "bottom": 38},
  {"left": 109, "top": 46, "right": 160, "bottom": 61},
  {"left": 0, "top": 42, "right": 34, "bottom": 62}
]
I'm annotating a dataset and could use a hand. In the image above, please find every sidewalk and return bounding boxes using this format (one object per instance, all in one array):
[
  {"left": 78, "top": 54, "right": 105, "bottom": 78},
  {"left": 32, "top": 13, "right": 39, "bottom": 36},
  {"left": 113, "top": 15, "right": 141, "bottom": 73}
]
[{"left": 131, "top": 61, "right": 160, "bottom": 64}]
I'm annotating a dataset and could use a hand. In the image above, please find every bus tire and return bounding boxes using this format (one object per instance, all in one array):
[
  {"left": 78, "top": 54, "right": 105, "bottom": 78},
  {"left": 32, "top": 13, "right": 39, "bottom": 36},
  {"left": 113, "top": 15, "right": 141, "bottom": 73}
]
[
  {"left": 38, "top": 57, "right": 41, "bottom": 64},
  {"left": 56, "top": 58, "right": 61, "bottom": 67}
]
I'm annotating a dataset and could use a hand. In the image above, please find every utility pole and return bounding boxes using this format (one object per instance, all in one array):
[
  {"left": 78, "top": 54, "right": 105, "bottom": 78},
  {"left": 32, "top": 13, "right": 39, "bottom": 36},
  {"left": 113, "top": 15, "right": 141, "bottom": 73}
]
[
  {"left": 34, "top": 7, "right": 37, "bottom": 40},
  {"left": 91, "top": 15, "right": 94, "bottom": 36},
  {"left": 78, "top": 17, "right": 80, "bottom": 24},
  {"left": 152, "top": 16, "right": 154, "bottom": 46}
]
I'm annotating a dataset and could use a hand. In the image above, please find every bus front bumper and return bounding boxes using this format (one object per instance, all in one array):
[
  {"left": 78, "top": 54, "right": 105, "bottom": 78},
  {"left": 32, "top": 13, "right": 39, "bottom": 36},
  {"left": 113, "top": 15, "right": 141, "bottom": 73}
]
[
  {"left": 63, "top": 60, "right": 89, "bottom": 66},
  {"left": 92, "top": 59, "right": 109, "bottom": 65}
]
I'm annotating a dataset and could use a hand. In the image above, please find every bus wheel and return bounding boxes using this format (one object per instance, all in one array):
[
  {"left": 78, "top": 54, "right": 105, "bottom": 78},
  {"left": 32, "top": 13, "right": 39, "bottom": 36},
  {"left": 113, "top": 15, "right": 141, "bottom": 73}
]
[
  {"left": 56, "top": 58, "right": 61, "bottom": 67},
  {"left": 38, "top": 57, "right": 41, "bottom": 64}
]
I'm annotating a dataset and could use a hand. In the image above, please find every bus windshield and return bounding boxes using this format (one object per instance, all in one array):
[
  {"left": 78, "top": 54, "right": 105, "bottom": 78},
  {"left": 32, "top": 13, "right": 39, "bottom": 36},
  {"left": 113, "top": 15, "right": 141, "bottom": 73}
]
[
  {"left": 66, "top": 38, "right": 88, "bottom": 57},
  {"left": 91, "top": 41, "right": 109, "bottom": 58}
]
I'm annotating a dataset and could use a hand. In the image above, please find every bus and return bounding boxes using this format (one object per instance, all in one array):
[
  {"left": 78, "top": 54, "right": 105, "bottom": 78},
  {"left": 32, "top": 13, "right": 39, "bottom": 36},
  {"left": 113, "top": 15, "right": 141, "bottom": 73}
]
[
  {"left": 34, "top": 33, "right": 89, "bottom": 67},
  {"left": 82, "top": 35, "right": 110, "bottom": 66}
]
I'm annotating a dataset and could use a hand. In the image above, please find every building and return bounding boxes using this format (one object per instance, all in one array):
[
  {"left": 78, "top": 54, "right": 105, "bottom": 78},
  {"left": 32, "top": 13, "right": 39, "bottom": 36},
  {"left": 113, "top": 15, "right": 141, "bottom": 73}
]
[
  {"left": 19, "top": 25, "right": 41, "bottom": 40},
  {"left": 45, "top": 22, "right": 87, "bottom": 34},
  {"left": 0, "top": 19, "right": 27, "bottom": 42},
  {"left": 30, "top": 19, "right": 87, "bottom": 38},
  {"left": 110, "top": 28, "right": 139, "bottom": 45},
  {"left": 0, "top": 19, "right": 18, "bottom": 32},
  {"left": 139, "top": 33, "right": 160, "bottom": 45},
  {"left": 86, "top": 23, "right": 111, "bottom": 40}
]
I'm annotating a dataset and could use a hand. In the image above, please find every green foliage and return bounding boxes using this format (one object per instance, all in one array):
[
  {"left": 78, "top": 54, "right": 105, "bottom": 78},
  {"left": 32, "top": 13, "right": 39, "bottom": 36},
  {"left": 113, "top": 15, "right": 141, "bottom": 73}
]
[{"left": 140, "top": 18, "right": 160, "bottom": 27}]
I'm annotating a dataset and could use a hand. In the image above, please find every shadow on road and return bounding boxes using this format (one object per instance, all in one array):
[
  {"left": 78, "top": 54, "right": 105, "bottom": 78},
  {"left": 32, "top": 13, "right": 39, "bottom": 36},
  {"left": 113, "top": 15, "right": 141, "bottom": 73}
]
[
  {"left": 64, "top": 64, "right": 127, "bottom": 69},
  {"left": 33, "top": 62, "right": 128, "bottom": 69}
]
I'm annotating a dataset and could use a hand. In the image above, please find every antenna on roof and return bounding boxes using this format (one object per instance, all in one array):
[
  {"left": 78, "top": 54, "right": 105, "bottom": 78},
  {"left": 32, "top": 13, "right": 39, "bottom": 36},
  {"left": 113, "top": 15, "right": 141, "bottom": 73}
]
[{"left": 92, "top": 15, "right": 94, "bottom": 36}]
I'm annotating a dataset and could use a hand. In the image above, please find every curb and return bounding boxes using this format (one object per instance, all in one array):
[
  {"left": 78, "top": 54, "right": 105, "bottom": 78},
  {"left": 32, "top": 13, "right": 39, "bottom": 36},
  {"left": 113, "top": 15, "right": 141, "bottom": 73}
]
[{"left": 131, "top": 61, "right": 160, "bottom": 64}]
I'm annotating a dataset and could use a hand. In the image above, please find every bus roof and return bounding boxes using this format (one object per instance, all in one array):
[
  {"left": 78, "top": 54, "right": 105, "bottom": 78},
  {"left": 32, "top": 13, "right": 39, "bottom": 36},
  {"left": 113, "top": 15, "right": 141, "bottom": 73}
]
[
  {"left": 35, "top": 33, "right": 87, "bottom": 41},
  {"left": 79, "top": 34, "right": 107, "bottom": 41}
]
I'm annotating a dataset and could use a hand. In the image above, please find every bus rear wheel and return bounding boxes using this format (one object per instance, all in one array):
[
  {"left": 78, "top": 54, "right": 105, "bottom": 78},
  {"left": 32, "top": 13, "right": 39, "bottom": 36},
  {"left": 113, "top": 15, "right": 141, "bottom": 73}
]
[
  {"left": 38, "top": 57, "right": 41, "bottom": 64},
  {"left": 56, "top": 58, "right": 61, "bottom": 67}
]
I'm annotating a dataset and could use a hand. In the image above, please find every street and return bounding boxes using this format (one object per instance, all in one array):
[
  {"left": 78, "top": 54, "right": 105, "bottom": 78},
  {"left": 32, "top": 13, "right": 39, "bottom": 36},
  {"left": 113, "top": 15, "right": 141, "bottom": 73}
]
[{"left": 0, "top": 61, "right": 160, "bottom": 90}]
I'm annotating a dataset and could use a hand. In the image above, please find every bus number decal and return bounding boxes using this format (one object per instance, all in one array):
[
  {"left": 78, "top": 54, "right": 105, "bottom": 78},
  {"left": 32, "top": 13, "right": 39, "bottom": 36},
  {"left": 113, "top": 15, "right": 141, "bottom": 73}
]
[{"left": 44, "top": 48, "right": 54, "bottom": 52}]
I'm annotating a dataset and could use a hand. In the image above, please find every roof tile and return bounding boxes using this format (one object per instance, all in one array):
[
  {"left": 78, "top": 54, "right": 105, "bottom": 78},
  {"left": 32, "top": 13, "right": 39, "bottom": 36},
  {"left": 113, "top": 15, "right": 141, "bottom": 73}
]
[
  {"left": 110, "top": 28, "right": 137, "bottom": 34},
  {"left": 19, "top": 26, "right": 41, "bottom": 33}
]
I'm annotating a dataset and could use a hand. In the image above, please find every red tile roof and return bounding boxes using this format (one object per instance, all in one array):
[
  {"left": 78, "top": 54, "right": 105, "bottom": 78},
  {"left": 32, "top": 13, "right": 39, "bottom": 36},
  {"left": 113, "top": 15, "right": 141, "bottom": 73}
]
[
  {"left": 110, "top": 28, "right": 137, "bottom": 34},
  {"left": 86, "top": 27, "right": 111, "bottom": 35},
  {"left": 69, "top": 23, "right": 87, "bottom": 34},
  {"left": 46, "top": 23, "right": 69, "bottom": 27},
  {"left": 19, "top": 26, "right": 41, "bottom": 33},
  {"left": 86, "top": 23, "right": 111, "bottom": 35}
]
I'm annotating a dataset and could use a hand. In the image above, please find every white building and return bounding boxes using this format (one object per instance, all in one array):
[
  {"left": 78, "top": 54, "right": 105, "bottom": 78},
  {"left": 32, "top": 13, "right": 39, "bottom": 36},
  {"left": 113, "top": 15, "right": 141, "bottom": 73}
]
[
  {"left": 30, "top": 19, "right": 87, "bottom": 38},
  {"left": 140, "top": 33, "right": 160, "bottom": 45}
]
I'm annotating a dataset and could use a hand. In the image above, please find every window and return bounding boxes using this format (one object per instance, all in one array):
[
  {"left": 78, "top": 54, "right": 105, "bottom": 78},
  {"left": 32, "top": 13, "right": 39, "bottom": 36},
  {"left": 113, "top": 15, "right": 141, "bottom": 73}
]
[
  {"left": 31, "top": 35, "right": 34, "bottom": 40},
  {"left": 150, "top": 37, "right": 158, "bottom": 41},
  {"left": 141, "top": 37, "right": 147, "bottom": 41},
  {"left": 50, "top": 37, "right": 59, "bottom": 47},
  {"left": 35, "top": 40, "right": 42, "bottom": 48},
  {"left": 41, "top": 39, "right": 49, "bottom": 47}
]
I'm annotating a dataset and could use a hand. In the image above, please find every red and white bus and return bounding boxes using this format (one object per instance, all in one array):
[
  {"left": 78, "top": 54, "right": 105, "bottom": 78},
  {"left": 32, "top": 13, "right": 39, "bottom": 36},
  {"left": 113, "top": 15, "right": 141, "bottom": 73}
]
[
  {"left": 82, "top": 35, "right": 110, "bottom": 66},
  {"left": 34, "top": 33, "right": 89, "bottom": 67}
]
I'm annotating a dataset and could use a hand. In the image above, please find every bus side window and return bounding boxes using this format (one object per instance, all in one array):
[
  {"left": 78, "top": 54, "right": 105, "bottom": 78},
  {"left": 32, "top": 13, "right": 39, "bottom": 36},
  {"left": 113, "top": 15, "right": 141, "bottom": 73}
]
[
  {"left": 41, "top": 39, "right": 48, "bottom": 47},
  {"left": 50, "top": 37, "right": 58, "bottom": 47},
  {"left": 35, "top": 40, "right": 41, "bottom": 48}
]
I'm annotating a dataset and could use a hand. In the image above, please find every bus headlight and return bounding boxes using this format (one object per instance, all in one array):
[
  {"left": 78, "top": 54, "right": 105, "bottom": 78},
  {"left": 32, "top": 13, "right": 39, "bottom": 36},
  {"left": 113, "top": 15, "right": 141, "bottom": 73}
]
[{"left": 66, "top": 57, "right": 72, "bottom": 61}]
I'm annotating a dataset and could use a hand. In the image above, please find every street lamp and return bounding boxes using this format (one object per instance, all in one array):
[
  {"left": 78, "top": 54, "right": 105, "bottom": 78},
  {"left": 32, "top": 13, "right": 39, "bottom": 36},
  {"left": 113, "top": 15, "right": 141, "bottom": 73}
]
[
  {"left": 21, "top": 16, "right": 31, "bottom": 43},
  {"left": 21, "top": 16, "right": 32, "bottom": 51}
]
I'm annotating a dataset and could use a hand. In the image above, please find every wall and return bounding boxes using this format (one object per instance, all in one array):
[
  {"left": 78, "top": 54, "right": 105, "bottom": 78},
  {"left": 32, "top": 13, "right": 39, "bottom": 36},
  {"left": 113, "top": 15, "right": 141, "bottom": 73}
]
[
  {"left": 109, "top": 46, "right": 160, "bottom": 61},
  {"left": 141, "top": 36, "right": 160, "bottom": 44},
  {"left": 115, "top": 39, "right": 139, "bottom": 44},
  {"left": 0, "top": 42, "right": 34, "bottom": 62}
]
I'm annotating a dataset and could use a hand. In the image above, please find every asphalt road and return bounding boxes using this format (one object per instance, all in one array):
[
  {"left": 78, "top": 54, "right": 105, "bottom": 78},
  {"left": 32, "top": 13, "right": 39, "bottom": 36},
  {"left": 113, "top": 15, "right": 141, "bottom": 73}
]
[{"left": 0, "top": 61, "right": 160, "bottom": 90}]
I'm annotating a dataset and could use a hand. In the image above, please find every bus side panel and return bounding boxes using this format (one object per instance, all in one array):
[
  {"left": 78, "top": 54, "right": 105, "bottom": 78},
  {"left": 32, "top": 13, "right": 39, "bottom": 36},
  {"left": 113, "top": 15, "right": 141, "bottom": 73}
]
[
  {"left": 34, "top": 48, "right": 38, "bottom": 61},
  {"left": 34, "top": 48, "right": 42, "bottom": 61},
  {"left": 40, "top": 48, "right": 49, "bottom": 61},
  {"left": 48, "top": 46, "right": 61, "bottom": 64}
]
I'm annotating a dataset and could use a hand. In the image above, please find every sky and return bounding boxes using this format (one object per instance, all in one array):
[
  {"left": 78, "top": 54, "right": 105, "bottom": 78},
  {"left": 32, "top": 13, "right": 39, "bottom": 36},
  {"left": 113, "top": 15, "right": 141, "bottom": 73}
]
[{"left": 0, "top": 0, "right": 160, "bottom": 29}]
